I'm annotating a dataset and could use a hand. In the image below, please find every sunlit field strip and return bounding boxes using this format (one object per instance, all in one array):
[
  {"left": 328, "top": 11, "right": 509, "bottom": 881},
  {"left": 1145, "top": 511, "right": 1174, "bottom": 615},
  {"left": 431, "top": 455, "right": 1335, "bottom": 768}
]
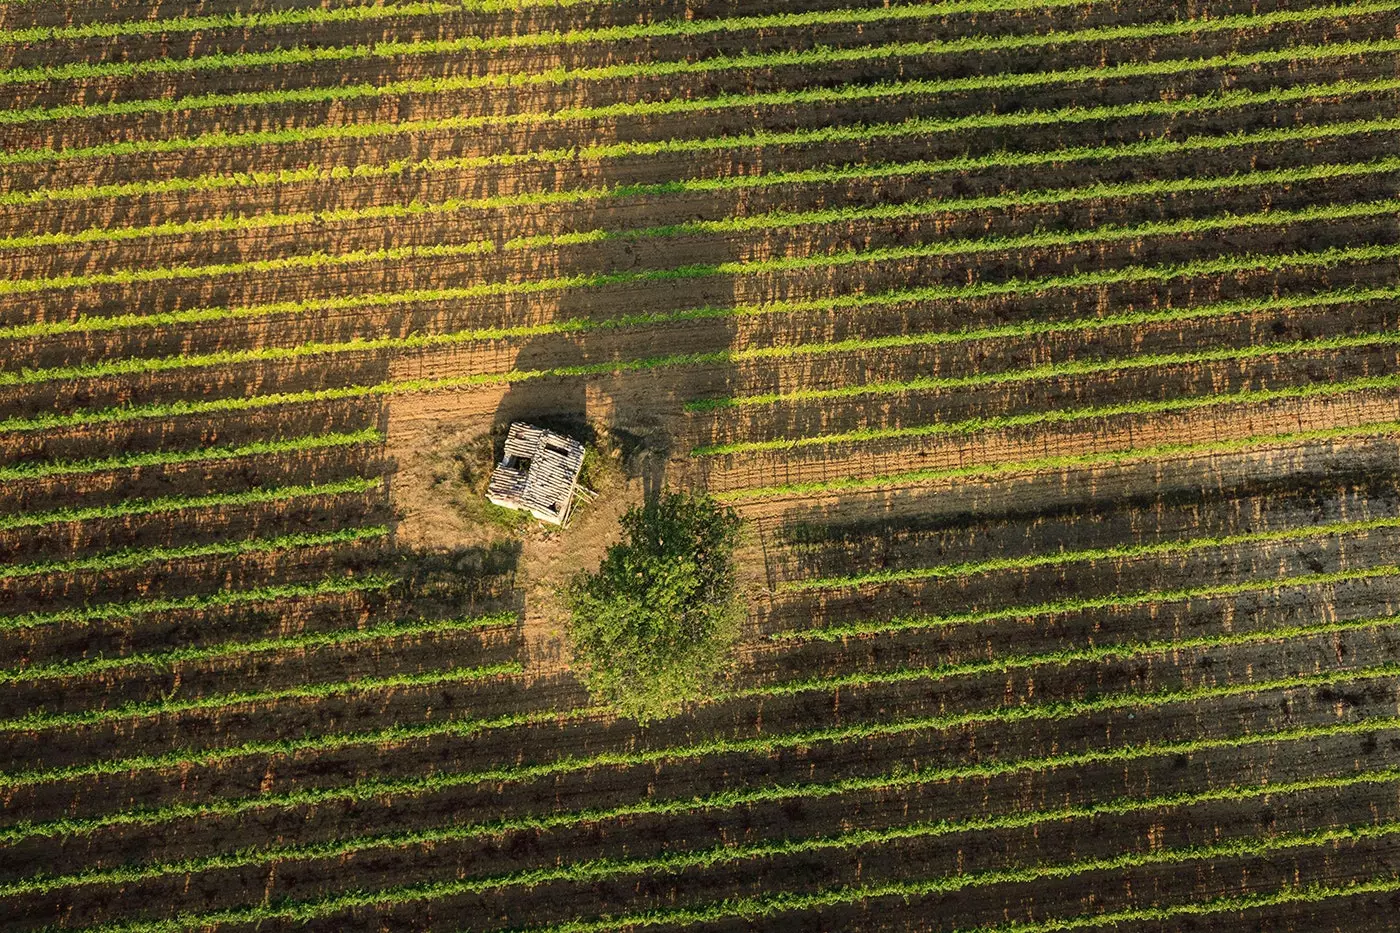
[
  {"left": 8, "top": 716, "right": 1394, "bottom": 899},
  {"left": 513, "top": 824, "right": 1400, "bottom": 933},
  {"left": 0, "top": 610, "right": 516, "bottom": 684},
  {"left": 11, "top": 284, "right": 1396, "bottom": 401},
  {"left": 0, "top": 477, "right": 381, "bottom": 531},
  {"left": 686, "top": 289, "right": 1400, "bottom": 411},
  {"left": 13, "top": 98, "right": 1398, "bottom": 209},
  {"left": 1, "top": 661, "right": 524, "bottom": 732},
  {"left": 776, "top": 565, "right": 1400, "bottom": 641},
  {"left": 0, "top": 0, "right": 1193, "bottom": 85},
  {"left": 0, "top": 574, "right": 396, "bottom": 632},
  {"left": 78, "top": 791, "right": 1400, "bottom": 932},
  {"left": 6, "top": 240, "right": 1395, "bottom": 344},
  {"left": 6, "top": 192, "right": 1395, "bottom": 305},
  {"left": 719, "top": 420, "right": 1400, "bottom": 501},
  {"left": 0, "top": 0, "right": 1083, "bottom": 46},
  {"left": 10, "top": 147, "right": 1396, "bottom": 257},
  {"left": 689, "top": 332, "right": 1400, "bottom": 450},
  {"left": 694, "top": 371, "right": 1400, "bottom": 458},
  {"left": 7, "top": 4, "right": 1383, "bottom": 126},
  {"left": 0, "top": 429, "right": 383, "bottom": 480},
  {"left": 0, "top": 525, "right": 388, "bottom": 582},
  {"left": 9, "top": 47, "right": 1400, "bottom": 167}
]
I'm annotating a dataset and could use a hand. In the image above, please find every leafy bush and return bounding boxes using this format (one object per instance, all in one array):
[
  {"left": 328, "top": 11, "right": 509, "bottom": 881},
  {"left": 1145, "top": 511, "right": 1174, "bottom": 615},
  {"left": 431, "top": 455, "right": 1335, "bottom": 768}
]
[{"left": 565, "top": 492, "right": 744, "bottom": 722}]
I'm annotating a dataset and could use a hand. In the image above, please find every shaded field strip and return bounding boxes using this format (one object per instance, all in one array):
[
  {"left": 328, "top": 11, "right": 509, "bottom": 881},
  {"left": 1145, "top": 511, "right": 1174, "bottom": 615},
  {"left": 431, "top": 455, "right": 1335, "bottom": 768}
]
[
  {"left": 25, "top": 768, "right": 1400, "bottom": 928},
  {"left": 0, "top": 662, "right": 523, "bottom": 733},
  {"left": 15, "top": 93, "right": 1400, "bottom": 210},
  {"left": 10, "top": 161, "right": 1399, "bottom": 299},
  {"left": 6, "top": 9, "right": 1389, "bottom": 129},
  {"left": 0, "top": 477, "right": 381, "bottom": 532},
  {"left": 0, "top": 610, "right": 516, "bottom": 686},
  {"left": 0, "top": 525, "right": 388, "bottom": 583},
  {"left": 5, "top": 716, "right": 1394, "bottom": 900},
  {"left": 10, "top": 278, "right": 1396, "bottom": 397},
  {"left": 0, "top": 573, "right": 396, "bottom": 633},
  {"left": 15, "top": 143, "right": 1400, "bottom": 255},
  {"left": 0, "top": 428, "right": 382, "bottom": 481},
  {"left": 64, "top": 788, "right": 1400, "bottom": 932},
  {"left": 735, "top": 615, "right": 1400, "bottom": 698},
  {"left": 696, "top": 376, "right": 1400, "bottom": 463},
  {"left": 0, "top": 0, "right": 1074, "bottom": 47},
  {"left": 950, "top": 875, "right": 1400, "bottom": 933},
  {"left": 776, "top": 564, "right": 1400, "bottom": 641},
  {"left": 0, "top": 0, "right": 1176, "bottom": 85},
  {"left": 7, "top": 632, "right": 1398, "bottom": 831},
  {"left": 718, "top": 417, "right": 1400, "bottom": 502},
  {"left": 9, "top": 47, "right": 1400, "bottom": 168},
  {"left": 510, "top": 824, "right": 1400, "bottom": 933},
  {"left": 686, "top": 305, "right": 1400, "bottom": 415}
]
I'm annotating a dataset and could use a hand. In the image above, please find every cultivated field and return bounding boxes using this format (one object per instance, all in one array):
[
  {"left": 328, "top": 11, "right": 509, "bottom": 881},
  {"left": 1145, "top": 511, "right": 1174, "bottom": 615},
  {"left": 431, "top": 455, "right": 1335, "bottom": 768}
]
[{"left": 3, "top": 0, "right": 1400, "bottom": 929}]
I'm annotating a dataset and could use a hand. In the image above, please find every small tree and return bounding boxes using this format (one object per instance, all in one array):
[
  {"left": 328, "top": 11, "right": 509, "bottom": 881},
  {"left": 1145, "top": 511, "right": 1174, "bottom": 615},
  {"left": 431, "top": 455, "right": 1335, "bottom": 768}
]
[{"left": 565, "top": 492, "right": 744, "bottom": 722}]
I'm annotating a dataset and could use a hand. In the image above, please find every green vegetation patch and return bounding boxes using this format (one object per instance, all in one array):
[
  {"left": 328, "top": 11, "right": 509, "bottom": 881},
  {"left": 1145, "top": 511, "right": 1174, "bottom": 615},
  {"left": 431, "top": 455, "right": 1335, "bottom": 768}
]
[{"left": 565, "top": 493, "right": 744, "bottom": 722}]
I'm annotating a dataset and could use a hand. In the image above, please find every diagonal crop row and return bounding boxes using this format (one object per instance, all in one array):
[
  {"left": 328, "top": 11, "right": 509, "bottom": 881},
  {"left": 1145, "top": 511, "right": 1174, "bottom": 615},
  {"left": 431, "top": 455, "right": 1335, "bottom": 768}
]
[
  {"left": 719, "top": 417, "right": 1400, "bottom": 501},
  {"left": 28, "top": 767, "right": 1400, "bottom": 927},
  {"left": 10, "top": 163, "right": 1398, "bottom": 297},
  {"left": 0, "top": 661, "right": 524, "bottom": 732},
  {"left": 737, "top": 615, "right": 1400, "bottom": 698},
  {"left": 71, "top": 789, "right": 1400, "bottom": 933},
  {"left": 0, "top": 0, "right": 1078, "bottom": 46},
  {"left": 0, "top": 610, "right": 516, "bottom": 685},
  {"left": 511, "top": 822, "right": 1400, "bottom": 933},
  {"left": 777, "top": 564, "right": 1400, "bottom": 641},
  {"left": 14, "top": 93, "right": 1400, "bottom": 210},
  {"left": 8, "top": 230, "right": 1398, "bottom": 347},
  {"left": 0, "top": 428, "right": 382, "bottom": 481},
  {"left": 10, "top": 45, "right": 1400, "bottom": 167},
  {"left": 0, "top": 525, "right": 388, "bottom": 582},
  {"left": 12, "top": 286, "right": 1396, "bottom": 415},
  {"left": 10, "top": 144, "right": 1397, "bottom": 267},
  {"left": 8, "top": 8, "right": 1392, "bottom": 128},
  {"left": 7, "top": 677, "right": 1394, "bottom": 843},
  {"left": 8, "top": 625, "right": 1398, "bottom": 828},
  {"left": 694, "top": 372, "right": 1400, "bottom": 461},
  {"left": 0, "top": 573, "right": 397, "bottom": 632},
  {"left": 955, "top": 874, "right": 1400, "bottom": 933},
  {"left": 11, "top": 273, "right": 1397, "bottom": 399},
  {"left": 0, "top": 476, "right": 382, "bottom": 532},
  {"left": 686, "top": 328, "right": 1400, "bottom": 441},
  {"left": 8, "top": 714, "right": 1396, "bottom": 900},
  {"left": 0, "top": 0, "right": 1172, "bottom": 85},
  {"left": 5, "top": 347, "right": 1398, "bottom": 458},
  {"left": 7, "top": 338, "right": 1398, "bottom": 453}
]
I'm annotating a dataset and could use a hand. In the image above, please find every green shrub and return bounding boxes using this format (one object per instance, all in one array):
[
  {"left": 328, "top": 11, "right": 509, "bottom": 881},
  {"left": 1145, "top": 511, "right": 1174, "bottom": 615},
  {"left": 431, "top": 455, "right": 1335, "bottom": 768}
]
[{"left": 566, "top": 492, "right": 743, "bottom": 721}]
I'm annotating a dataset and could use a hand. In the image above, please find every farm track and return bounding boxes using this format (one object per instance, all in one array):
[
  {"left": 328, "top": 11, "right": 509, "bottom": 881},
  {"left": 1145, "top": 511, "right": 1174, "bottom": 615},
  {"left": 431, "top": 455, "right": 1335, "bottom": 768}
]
[{"left": 4, "top": 0, "right": 1400, "bottom": 929}]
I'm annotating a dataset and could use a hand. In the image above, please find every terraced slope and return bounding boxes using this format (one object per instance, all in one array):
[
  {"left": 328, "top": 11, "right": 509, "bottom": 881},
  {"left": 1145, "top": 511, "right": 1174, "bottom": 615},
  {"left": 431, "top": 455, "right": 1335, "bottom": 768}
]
[{"left": 3, "top": 0, "right": 1400, "bottom": 929}]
